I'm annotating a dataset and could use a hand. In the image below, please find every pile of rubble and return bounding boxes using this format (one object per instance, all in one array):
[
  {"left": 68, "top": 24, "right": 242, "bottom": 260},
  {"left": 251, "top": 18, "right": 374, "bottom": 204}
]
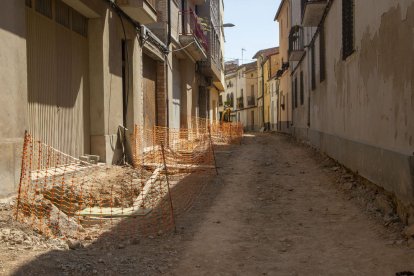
[
  {"left": 0, "top": 198, "right": 68, "bottom": 251},
  {"left": 325, "top": 158, "right": 414, "bottom": 248},
  {"left": 16, "top": 165, "right": 154, "bottom": 241}
]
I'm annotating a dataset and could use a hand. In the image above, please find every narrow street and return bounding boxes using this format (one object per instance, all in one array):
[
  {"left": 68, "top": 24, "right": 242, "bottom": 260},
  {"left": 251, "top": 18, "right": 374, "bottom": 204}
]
[
  {"left": 169, "top": 133, "right": 414, "bottom": 275},
  {"left": 8, "top": 133, "right": 414, "bottom": 275}
]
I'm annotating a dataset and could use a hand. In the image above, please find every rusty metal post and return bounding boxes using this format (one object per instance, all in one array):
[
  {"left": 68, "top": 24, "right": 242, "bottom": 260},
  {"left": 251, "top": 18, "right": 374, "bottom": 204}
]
[
  {"left": 161, "top": 143, "right": 176, "bottom": 232},
  {"left": 15, "top": 130, "right": 28, "bottom": 220},
  {"left": 208, "top": 125, "right": 219, "bottom": 175}
]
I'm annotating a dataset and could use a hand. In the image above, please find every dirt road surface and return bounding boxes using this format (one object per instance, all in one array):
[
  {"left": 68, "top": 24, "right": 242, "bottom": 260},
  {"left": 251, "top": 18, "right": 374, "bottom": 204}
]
[{"left": 5, "top": 133, "right": 414, "bottom": 275}]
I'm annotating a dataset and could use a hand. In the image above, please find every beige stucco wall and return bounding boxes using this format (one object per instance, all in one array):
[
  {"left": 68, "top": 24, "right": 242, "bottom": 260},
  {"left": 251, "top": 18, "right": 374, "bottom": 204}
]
[
  {"left": 88, "top": 5, "right": 147, "bottom": 164},
  {"left": 0, "top": 1, "right": 28, "bottom": 197},
  {"left": 289, "top": 0, "right": 414, "bottom": 208},
  {"left": 209, "top": 87, "right": 219, "bottom": 122},
  {"left": 276, "top": 0, "right": 291, "bottom": 133},
  {"left": 310, "top": 1, "right": 414, "bottom": 154},
  {"left": 264, "top": 53, "right": 279, "bottom": 127}
]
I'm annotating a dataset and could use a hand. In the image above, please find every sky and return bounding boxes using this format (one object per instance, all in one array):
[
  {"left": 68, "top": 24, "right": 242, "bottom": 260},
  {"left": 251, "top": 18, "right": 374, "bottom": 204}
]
[{"left": 223, "top": 0, "right": 281, "bottom": 65}]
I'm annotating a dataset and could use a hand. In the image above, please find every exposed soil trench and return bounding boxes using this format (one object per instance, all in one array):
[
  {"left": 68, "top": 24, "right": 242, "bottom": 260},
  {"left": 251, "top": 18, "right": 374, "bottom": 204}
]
[{"left": 4, "top": 133, "right": 414, "bottom": 275}]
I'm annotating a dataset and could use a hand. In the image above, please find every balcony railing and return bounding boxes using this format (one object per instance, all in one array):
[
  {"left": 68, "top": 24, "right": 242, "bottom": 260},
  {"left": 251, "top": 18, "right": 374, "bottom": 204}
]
[
  {"left": 237, "top": 97, "right": 244, "bottom": 109},
  {"left": 247, "top": 96, "right": 255, "bottom": 106},
  {"left": 179, "top": 10, "right": 208, "bottom": 52},
  {"left": 288, "top": 25, "right": 305, "bottom": 61},
  {"left": 301, "top": 0, "right": 328, "bottom": 26}
]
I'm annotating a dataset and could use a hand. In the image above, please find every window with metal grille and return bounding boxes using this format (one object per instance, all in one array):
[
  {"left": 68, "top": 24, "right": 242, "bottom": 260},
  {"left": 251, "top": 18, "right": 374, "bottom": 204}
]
[
  {"left": 36, "top": 0, "right": 52, "bottom": 18},
  {"left": 294, "top": 77, "right": 298, "bottom": 108},
  {"left": 55, "top": 0, "right": 70, "bottom": 28},
  {"left": 25, "top": 0, "right": 32, "bottom": 7},
  {"left": 300, "top": 71, "right": 304, "bottom": 105},
  {"left": 342, "top": 0, "right": 354, "bottom": 60},
  {"left": 311, "top": 44, "right": 316, "bottom": 90},
  {"left": 72, "top": 10, "right": 88, "bottom": 37},
  {"left": 320, "top": 25, "right": 326, "bottom": 82}
]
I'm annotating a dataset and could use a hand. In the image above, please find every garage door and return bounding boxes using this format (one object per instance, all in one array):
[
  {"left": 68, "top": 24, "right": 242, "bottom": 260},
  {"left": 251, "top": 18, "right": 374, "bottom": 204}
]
[
  {"left": 26, "top": 0, "right": 90, "bottom": 158},
  {"left": 143, "top": 54, "right": 157, "bottom": 130}
]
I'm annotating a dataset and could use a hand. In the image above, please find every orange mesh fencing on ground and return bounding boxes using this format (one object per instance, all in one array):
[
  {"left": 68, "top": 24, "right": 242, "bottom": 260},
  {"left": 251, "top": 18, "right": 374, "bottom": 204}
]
[
  {"left": 14, "top": 119, "right": 243, "bottom": 241},
  {"left": 131, "top": 125, "right": 216, "bottom": 174},
  {"left": 188, "top": 117, "right": 244, "bottom": 145}
]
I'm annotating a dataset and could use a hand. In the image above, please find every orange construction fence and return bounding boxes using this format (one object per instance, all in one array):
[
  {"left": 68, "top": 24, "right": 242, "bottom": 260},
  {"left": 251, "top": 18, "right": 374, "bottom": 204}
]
[{"left": 14, "top": 119, "right": 243, "bottom": 241}]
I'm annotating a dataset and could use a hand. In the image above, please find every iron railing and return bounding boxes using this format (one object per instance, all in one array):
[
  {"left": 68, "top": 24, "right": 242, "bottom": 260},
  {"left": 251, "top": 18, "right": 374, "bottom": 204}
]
[
  {"left": 288, "top": 25, "right": 304, "bottom": 56},
  {"left": 247, "top": 96, "right": 255, "bottom": 106},
  {"left": 237, "top": 97, "right": 244, "bottom": 109},
  {"left": 179, "top": 9, "right": 208, "bottom": 52}
]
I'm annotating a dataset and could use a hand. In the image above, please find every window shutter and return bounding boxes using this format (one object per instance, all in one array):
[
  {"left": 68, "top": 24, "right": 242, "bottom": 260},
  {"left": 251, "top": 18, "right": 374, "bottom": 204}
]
[
  {"left": 35, "top": 0, "right": 52, "bottom": 18},
  {"left": 300, "top": 71, "right": 304, "bottom": 105},
  {"left": 311, "top": 44, "right": 316, "bottom": 90},
  {"left": 342, "top": 0, "right": 355, "bottom": 59},
  {"left": 320, "top": 25, "right": 326, "bottom": 82},
  {"left": 294, "top": 77, "right": 298, "bottom": 108}
]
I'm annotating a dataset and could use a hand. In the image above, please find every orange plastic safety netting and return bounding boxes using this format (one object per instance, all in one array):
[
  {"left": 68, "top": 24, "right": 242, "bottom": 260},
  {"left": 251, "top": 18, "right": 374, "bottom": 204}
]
[
  {"left": 188, "top": 117, "right": 244, "bottom": 145},
  {"left": 15, "top": 131, "right": 179, "bottom": 240},
  {"left": 131, "top": 124, "right": 216, "bottom": 173},
  {"left": 14, "top": 119, "right": 243, "bottom": 241}
]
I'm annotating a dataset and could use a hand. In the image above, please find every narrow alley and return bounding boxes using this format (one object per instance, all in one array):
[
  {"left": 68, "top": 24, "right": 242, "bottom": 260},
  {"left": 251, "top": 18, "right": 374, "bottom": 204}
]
[{"left": 6, "top": 133, "right": 414, "bottom": 275}]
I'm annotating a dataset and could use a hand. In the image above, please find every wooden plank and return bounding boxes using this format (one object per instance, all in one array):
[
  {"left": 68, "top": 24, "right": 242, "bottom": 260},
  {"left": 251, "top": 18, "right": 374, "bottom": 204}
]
[{"left": 79, "top": 206, "right": 152, "bottom": 218}]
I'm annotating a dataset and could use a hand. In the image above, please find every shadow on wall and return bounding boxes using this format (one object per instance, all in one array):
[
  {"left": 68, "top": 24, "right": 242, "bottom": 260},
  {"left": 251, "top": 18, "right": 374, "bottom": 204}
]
[{"left": 0, "top": 1, "right": 26, "bottom": 39}]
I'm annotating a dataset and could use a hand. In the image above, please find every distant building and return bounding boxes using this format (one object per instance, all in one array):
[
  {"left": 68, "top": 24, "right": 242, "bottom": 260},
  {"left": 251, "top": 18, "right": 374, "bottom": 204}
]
[
  {"left": 222, "top": 60, "right": 259, "bottom": 130},
  {"left": 253, "top": 47, "right": 279, "bottom": 130}
]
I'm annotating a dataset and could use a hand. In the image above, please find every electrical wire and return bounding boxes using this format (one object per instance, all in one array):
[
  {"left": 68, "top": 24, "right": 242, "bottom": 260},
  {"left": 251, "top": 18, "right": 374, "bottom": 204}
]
[{"left": 169, "top": 41, "right": 196, "bottom": 53}]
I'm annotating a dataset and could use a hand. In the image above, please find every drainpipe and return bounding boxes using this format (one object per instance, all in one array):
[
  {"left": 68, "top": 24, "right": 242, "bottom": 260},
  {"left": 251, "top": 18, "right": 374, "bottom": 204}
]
[
  {"left": 261, "top": 61, "right": 265, "bottom": 129},
  {"left": 166, "top": 0, "right": 172, "bottom": 128}
]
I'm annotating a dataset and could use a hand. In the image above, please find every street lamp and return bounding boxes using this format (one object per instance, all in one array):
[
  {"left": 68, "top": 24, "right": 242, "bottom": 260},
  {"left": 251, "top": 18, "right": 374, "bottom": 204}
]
[{"left": 212, "top": 23, "right": 236, "bottom": 28}]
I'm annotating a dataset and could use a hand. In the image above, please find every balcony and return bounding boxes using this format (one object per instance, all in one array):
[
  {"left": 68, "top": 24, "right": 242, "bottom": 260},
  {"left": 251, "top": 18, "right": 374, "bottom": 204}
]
[
  {"left": 289, "top": 25, "right": 305, "bottom": 62},
  {"left": 301, "top": 0, "right": 327, "bottom": 27},
  {"left": 117, "top": 0, "right": 157, "bottom": 24},
  {"left": 237, "top": 97, "right": 244, "bottom": 109},
  {"left": 179, "top": 10, "right": 208, "bottom": 61},
  {"left": 247, "top": 96, "right": 255, "bottom": 106}
]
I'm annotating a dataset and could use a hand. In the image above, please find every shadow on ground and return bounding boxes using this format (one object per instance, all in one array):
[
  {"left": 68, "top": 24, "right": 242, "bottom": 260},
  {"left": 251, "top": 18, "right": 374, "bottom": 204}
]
[{"left": 11, "top": 143, "right": 241, "bottom": 276}]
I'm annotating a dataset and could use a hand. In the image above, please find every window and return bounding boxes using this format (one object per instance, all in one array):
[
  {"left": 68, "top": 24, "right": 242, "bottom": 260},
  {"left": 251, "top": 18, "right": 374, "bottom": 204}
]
[
  {"left": 311, "top": 44, "right": 316, "bottom": 90},
  {"left": 320, "top": 25, "right": 326, "bottom": 82},
  {"left": 251, "top": 85, "right": 254, "bottom": 96},
  {"left": 36, "top": 0, "right": 52, "bottom": 18},
  {"left": 72, "top": 9, "right": 88, "bottom": 37},
  {"left": 56, "top": 0, "right": 71, "bottom": 28},
  {"left": 342, "top": 0, "right": 355, "bottom": 60},
  {"left": 240, "top": 89, "right": 243, "bottom": 97},
  {"left": 294, "top": 77, "right": 298, "bottom": 108},
  {"left": 300, "top": 71, "right": 304, "bottom": 105}
]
